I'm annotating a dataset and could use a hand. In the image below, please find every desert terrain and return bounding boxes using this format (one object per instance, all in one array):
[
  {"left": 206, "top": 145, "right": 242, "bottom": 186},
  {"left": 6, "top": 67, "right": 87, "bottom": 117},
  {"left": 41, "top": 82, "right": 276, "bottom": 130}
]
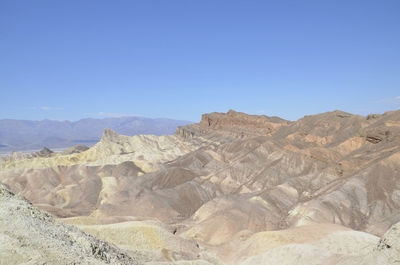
[{"left": 1, "top": 109, "right": 400, "bottom": 264}]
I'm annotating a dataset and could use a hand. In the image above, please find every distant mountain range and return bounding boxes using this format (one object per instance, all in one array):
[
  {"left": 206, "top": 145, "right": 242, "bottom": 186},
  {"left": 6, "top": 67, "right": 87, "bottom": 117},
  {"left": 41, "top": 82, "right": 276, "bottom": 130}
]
[{"left": 0, "top": 116, "right": 191, "bottom": 152}]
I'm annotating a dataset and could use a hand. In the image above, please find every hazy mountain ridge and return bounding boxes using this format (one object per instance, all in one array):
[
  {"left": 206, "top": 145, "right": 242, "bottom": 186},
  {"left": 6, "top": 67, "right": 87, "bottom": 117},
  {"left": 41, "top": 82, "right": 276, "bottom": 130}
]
[{"left": 0, "top": 116, "right": 191, "bottom": 151}]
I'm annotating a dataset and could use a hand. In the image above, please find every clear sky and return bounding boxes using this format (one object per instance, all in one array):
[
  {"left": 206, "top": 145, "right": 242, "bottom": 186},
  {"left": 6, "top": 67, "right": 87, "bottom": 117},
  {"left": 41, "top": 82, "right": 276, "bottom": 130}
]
[{"left": 1, "top": 0, "right": 399, "bottom": 122}]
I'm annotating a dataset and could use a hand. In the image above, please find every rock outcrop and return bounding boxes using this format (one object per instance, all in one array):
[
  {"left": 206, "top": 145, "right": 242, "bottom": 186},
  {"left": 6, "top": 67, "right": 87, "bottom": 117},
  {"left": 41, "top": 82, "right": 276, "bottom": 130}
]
[{"left": 61, "top": 144, "right": 90, "bottom": 155}]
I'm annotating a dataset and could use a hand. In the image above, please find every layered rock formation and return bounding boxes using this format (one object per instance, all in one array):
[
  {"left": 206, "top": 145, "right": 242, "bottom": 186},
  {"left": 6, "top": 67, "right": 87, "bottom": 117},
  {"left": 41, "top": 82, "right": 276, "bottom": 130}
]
[{"left": 1, "top": 109, "right": 400, "bottom": 264}]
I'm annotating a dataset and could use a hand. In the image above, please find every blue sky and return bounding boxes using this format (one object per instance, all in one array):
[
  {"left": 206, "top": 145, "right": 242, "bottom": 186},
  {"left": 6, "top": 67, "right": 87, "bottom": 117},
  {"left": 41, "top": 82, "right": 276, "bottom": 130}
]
[{"left": 1, "top": 0, "right": 399, "bottom": 122}]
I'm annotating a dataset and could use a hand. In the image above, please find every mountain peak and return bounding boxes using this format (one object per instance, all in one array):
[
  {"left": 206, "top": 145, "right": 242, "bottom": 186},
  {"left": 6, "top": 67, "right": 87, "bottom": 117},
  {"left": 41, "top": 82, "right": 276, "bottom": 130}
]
[
  {"left": 101, "top": 128, "right": 120, "bottom": 141},
  {"left": 36, "top": 147, "right": 53, "bottom": 157}
]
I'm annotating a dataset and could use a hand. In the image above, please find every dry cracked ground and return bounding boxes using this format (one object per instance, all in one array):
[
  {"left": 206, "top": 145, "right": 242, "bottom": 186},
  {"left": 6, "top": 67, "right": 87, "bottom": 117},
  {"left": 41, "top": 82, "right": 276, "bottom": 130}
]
[{"left": 1, "top": 109, "right": 400, "bottom": 264}]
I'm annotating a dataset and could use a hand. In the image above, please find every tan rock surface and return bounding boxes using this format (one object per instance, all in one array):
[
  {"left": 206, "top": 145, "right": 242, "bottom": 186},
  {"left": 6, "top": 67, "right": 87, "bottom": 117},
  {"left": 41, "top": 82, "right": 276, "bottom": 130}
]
[
  {"left": 0, "top": 128, "right": 199, "bottom": 172},
  {"left": 0, "top": 184, "right": 137, "bottom": 265}
]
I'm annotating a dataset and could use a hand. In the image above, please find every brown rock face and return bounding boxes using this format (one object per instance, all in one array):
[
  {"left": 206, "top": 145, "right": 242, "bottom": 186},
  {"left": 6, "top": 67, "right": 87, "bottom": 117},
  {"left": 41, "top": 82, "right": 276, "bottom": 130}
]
[
  {"left": 1, "top": 109, "right": 400, "bottom": 264},
  {"left": 198, "top": 109, "right": 290, "bottom": 137}
]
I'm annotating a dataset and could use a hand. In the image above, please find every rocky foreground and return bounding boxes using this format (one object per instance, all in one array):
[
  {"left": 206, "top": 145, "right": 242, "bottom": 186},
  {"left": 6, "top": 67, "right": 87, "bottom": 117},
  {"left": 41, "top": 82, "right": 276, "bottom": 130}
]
[
  {"left": 1, "top": 109, "right": 400, "bottom": 264},
  {"left": 0, "top": 184, "right": 136, "bottom": 264}
]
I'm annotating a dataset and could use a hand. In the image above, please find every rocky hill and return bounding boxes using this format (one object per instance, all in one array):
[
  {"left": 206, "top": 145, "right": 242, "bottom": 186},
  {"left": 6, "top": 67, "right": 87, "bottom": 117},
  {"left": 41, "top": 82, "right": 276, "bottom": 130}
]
[
  {"left": 0, "top": 184, "right": 136, "bottom": 265},
  {"left": 1, "top": 109, "right": 400, "bottom": 264}
]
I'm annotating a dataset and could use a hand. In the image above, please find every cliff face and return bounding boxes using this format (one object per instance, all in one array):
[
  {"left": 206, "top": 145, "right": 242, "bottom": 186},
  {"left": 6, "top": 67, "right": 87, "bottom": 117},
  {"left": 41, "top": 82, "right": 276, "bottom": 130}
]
[
  {"left": 176, "top": 109, "right": 289, "bottom": 141},
  {"left": 1, "top": 109, "right": 400, "bottom": 264},
  {"left": 198, "top": 110, "right": 289, "bottom": 136}
]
